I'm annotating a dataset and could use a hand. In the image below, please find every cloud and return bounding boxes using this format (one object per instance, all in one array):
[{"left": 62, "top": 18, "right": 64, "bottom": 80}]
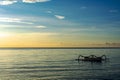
[
  {"left": 109, "top": 10, "right": 119, "bottom": 13},
  {"left": 0, "top": 17, "right": 21, "bottom": 23},
  {"left": 22, "top": 0, "right": 51, "bottom": 3},
  {"left": 0, "top": 0, "right": 51, "bottom": 5},
  {"left": 35, "top": 25, "right": 47, "bottom": 28},
  {"left": 0, "top": 0, "right": 17, "bottom": 5},
  {"left": 46, "top": 11, "right": 52, "bottom": 14},
  {"left": 0, "top": 17, "right": 33, "bottom": 24},
  {"left": 55, "top": 15, "right": 65, "bottom": 20},
  {"left": 28, "top": 32, "right": 59, "bottom": 35},
  {"left": 105, "top": 42, "right": 120, "bottom": 46},
  {"left": 80, "top": 6, "right": 87, "bottom": 9}
]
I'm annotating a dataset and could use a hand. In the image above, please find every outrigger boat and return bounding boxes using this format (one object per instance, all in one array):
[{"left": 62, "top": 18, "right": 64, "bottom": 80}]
[{"left": 76, "top": 55, "right": 107, "bottom": 62}]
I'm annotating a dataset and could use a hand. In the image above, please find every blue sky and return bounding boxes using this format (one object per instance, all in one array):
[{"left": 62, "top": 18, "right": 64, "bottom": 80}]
[{"left": 0, "top": 0, "right": 120, "bottom": 47}]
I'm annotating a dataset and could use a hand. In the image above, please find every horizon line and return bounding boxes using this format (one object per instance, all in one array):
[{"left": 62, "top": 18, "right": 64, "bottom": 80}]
[{"left": 0, "top": 47, "right": 120, "bottom": 49}]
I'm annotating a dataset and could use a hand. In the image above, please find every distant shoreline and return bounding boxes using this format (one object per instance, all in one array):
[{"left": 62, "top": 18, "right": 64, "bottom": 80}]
[{"left": 0, "top": 47, "right": 120, "bottom": 49}]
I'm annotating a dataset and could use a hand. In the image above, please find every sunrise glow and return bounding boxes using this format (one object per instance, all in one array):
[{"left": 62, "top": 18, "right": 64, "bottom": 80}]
[{"left": 0, "top": 0, "right": 120, "bottom": 47}]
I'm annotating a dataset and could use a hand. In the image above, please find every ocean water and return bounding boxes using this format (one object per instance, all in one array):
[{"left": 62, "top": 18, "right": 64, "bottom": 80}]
[{"left": 0, "top": 48, "right": 120, "bottom": 80}]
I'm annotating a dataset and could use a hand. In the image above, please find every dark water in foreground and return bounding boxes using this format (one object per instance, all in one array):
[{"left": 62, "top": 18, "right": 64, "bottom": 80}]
[{"left": 0, "top": 49, "right": 120, "bottom": 80}]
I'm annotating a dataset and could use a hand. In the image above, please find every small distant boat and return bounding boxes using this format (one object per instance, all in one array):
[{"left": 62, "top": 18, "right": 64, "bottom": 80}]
[{"left": 76, "top": 55, "right": 107, "bottom": 62}]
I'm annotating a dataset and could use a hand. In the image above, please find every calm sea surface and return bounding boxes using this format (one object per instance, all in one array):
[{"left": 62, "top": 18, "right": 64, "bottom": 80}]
[{"left": 0, "top": 49, "right": 120, "bottom": 80}]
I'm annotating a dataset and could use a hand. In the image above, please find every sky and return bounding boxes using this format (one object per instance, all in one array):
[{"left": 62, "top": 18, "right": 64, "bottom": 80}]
[{"left": 0, "top": 0, "right": 120, "bottom": 47}]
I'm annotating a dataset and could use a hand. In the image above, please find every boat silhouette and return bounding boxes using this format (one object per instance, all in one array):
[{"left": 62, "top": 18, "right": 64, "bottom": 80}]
[{"left": 76, "top": 55, "right": 107, "bottom": 62}]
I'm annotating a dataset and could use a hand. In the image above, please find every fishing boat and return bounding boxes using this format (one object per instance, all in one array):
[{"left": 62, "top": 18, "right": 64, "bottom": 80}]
[{"left": 76, "top": 55, "right": 107, "bottom": 62}]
